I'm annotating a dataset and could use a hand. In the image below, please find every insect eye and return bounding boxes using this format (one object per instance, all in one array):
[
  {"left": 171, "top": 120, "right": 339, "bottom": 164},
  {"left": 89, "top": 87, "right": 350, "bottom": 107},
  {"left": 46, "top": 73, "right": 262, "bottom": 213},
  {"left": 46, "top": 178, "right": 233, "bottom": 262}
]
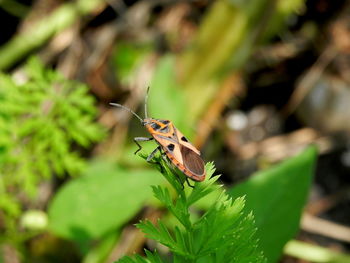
[
  {"left": 167, "top": 144, "right": 175, "bottom": 152},
  {"left": 181, "top": 136, "right": 188, "bottom": 142}
]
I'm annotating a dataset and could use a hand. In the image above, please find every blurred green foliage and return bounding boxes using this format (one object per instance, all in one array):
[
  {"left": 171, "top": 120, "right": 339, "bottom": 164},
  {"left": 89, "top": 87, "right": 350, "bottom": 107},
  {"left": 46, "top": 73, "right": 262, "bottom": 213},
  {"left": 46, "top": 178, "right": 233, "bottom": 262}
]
[
  {"left": 113, "top": 42, "right": 152, "bottom": 85},
  {"left": 179, "top": 0, "right": 306, "bottom": 121},
  {"left": 0, "top": 0, "right": 105, "bottom": 70},
  {"left": 229, "top": 146, "right": 317, "bottom": 262},
  {"left": 48, "top": 161, "right": 164, "bottom": 241},
  {"left": 0, "top": 57, "right": 104, "bottom": 237}
]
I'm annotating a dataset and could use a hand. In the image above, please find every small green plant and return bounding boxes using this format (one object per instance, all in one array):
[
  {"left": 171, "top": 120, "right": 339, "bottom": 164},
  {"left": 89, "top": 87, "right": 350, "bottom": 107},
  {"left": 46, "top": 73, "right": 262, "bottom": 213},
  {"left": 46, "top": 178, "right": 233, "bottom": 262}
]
[
  {"left": 117, "top": 155, "right": 266, "bottom": 263},
  {"left": 0, "top": 57, "right": 104, "bottom": 236}
]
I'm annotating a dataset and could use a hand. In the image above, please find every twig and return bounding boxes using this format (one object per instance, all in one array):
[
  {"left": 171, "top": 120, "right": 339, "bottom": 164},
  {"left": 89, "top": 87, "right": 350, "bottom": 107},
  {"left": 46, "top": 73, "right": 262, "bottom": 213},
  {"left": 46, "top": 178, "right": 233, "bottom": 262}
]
[
  {"left": 301, "top": 213, "right": 350, "bottom": 243},
  {"left": 284, "top": 239, "right": 350, "bottom": 263},
  {"left": 282, "top": 46, "right": 338, "bottom": 116}
]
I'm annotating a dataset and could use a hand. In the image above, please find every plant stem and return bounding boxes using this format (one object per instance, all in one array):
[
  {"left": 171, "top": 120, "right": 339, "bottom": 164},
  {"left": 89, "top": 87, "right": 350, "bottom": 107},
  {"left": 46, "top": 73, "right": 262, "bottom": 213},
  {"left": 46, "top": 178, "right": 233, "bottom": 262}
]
[
  {"left": 284, "top": 240, "right": 350, "bottom": 263},
  {"left": 177, "top": 0, "right": 306, "bottom": 123}
]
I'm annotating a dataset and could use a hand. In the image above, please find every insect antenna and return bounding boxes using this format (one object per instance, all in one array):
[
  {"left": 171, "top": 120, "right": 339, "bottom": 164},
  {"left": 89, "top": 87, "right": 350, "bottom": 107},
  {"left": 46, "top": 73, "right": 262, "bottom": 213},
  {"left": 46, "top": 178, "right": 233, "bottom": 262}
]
[
  {"left": 144, "top": 86, "right": 150, "bottom": 119},
  {"left": 110, "top": 103, "right": 143, "bottom": 123}
]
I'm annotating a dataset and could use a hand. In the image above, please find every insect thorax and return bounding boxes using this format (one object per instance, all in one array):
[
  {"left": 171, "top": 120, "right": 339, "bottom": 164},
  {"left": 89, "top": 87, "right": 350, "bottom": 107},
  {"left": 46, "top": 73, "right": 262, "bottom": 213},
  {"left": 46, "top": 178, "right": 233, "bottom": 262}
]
[{"left": 144, "top": 118, "right": 172, "bottom": 134}]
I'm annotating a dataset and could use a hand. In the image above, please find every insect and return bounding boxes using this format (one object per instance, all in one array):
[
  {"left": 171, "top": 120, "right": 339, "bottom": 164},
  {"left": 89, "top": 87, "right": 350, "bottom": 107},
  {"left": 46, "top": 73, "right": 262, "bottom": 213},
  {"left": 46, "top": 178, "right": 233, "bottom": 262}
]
[{"left": 110, "top": 89, "right": 205, "bottom": 185}]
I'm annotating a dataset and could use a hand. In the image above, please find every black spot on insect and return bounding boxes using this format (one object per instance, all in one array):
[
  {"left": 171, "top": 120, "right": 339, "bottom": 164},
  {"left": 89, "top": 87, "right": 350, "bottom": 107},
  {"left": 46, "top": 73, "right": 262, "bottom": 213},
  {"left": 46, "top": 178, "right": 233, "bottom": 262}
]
[
  {"left": 167, "top": 144, "right": 175, "bottom": 152},
  {"left": 181, "top": 136, "right": 188, "bottom": 142},
  {"left": 150, "top": 122, "right": 161, "bottom": 130},
  {"left": 160, "top": 120, "right": 170, "bottom": 125}
]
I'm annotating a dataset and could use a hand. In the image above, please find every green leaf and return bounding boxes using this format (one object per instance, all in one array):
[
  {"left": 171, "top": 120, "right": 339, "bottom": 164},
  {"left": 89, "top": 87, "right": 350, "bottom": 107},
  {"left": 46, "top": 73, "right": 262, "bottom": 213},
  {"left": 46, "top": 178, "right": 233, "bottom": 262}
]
[
  {"left": 144, "top": 250, "right": 163, "bottom": 263},
  {"left": 228, "top": 146, "right": 317, "bottom": 263},
  {"left": 48, "top": 160, "right": 164, "bottom": 240},
  {"left": 186, "top": 163, "right": 221, "bottom": 206},
  {"left": 137, "top": 220, "right": 177, "bottom": 252}
]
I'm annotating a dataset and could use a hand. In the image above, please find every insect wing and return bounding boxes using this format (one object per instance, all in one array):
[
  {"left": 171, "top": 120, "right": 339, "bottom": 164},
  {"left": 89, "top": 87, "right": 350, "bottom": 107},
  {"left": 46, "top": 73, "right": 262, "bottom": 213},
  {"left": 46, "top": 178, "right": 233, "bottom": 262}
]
[
  {"left": 180, "top": 146, "right": 205, "bottom": 180},
  {"left": 174, "top": 129, "right": 200, "bottom": 155},
  {"left": 152, "top": 133, "right": 184, "bottom": 164}
]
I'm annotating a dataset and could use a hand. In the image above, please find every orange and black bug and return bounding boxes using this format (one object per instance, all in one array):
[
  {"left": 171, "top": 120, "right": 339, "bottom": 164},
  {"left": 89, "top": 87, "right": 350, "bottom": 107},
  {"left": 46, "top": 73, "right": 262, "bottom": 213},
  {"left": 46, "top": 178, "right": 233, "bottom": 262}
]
[{"left": 110, "top": 89, "right": 205, "bottom": 185}]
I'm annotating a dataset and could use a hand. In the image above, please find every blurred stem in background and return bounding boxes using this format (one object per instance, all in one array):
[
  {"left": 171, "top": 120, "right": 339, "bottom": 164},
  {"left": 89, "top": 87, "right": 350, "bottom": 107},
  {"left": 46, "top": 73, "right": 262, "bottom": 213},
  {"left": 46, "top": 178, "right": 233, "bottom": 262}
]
[
  {"left": 177, "top": 0, "right": 305, "bottom": 146},
  {"left": 0, "top": 0, "right": 105, "bottom": 70},
  {"left": 285, "top": 240, "right": 350, "bottom": 263}
]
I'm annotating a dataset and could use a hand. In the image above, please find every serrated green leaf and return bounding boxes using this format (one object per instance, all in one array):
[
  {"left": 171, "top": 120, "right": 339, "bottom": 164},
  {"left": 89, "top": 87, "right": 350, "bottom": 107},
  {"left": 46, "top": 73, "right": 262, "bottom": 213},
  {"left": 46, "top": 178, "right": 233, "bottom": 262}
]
[
  {"left": 228, "top": 146, "right": 317, "bottom": 263},
  {"left": 186, "top": 163, "right": 221, "bottom": 206},
  {"left": 144, "top": 250, "right": 164, "bottom": 263}
]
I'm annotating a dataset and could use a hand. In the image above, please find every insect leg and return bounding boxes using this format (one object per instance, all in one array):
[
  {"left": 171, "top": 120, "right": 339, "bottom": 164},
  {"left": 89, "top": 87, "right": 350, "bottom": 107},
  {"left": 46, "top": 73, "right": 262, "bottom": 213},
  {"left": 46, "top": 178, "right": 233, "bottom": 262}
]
[
  {"left": 145, "top": 146, "right": 166, "bottom": 174},
  {"left": 185, "top": 178, "right": 195, "bottom": 188},
  {"left": 133, "top": 137, "right": 153, "bottom": 154},
  {"left": 147, "top": 146, "right": 162, "bottom": 162}
]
